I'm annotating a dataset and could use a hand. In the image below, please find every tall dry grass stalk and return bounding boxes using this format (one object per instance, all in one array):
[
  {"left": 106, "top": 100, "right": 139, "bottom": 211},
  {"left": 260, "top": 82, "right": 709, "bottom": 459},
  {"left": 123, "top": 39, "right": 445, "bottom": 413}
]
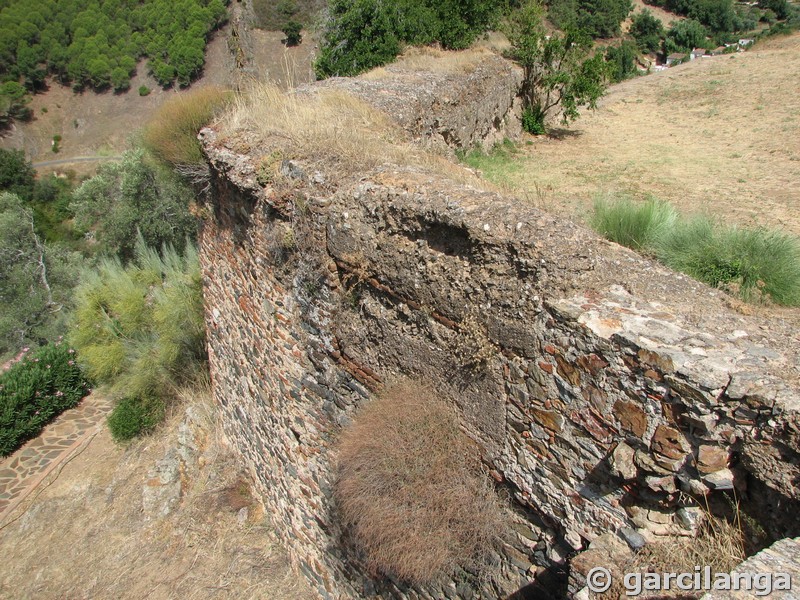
[{"left": 334, "top": 380, "right": 505, "bottom": 585}]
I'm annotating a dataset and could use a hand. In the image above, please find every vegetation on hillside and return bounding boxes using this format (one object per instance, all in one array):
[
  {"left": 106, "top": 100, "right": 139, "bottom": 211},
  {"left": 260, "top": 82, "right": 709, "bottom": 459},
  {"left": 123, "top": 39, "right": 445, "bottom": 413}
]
[
  {"left": 70, "top": 235, "right": 206, "bottom": 399},
  {"left": 0, "top": 341, "right": 91, "bottom": 456},
  {"left": 590, "top": 196, "right": 800, "bottom": 305},
  {"left": 506, "top": 1, "right": 609, "bottom": 133},
  {"left": 314, "top": 0, "right": 509, "bottom": 77},
  {"left": 71, "top": 149, "right": 197, "bottom": 261},
  {"left": 549, "top": 0, "right": 633, "bottom": 38}
]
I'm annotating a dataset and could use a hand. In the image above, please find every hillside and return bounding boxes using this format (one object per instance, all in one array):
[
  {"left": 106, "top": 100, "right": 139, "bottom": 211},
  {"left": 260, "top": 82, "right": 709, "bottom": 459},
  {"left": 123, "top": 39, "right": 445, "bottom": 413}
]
[
  {"left": 495, "top": 32, "right": 800, "bottom": 237},
  {"left": 0, "top": 391, "right": 313, "bottom": 600}
]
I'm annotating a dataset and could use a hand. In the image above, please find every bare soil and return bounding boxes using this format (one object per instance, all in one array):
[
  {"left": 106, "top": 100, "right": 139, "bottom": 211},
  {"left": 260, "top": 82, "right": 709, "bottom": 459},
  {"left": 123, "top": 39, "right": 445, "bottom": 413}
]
[
  {"left": 0, "top": 394, "right": 314, "bottom": 600},
  {"left": 507, "top": 32, "right": 800, "bottom": 238}
]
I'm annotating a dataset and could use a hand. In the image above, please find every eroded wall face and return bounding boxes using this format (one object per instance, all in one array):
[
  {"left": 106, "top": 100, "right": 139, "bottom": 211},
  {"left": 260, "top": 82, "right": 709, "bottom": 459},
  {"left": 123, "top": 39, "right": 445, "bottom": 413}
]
[{"left": 200, "top": 161, "right": 800, "bottom": 599}]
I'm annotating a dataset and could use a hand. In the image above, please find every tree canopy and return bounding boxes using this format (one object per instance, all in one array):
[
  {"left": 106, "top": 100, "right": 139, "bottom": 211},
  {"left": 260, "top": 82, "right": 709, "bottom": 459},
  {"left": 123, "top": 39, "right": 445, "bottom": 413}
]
[
  {"left": 506, "top": 0, "right": 609, "bottom": 133},
  {"left": 0, "top": 0, "right": 228, "bottom": 94}
]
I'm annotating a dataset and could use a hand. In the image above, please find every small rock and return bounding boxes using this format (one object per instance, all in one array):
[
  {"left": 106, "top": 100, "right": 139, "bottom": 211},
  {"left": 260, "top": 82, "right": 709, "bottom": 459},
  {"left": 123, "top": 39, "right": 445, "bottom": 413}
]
[
  {"left": 703, "top": 468, "right": 735, "bottom": 490},
  {"left": 237, "top": 506, "right": 249, "bottom": 527},
  {"left": 696, "top": 445, "right": 728, "bottom": 474},
  {"left": 618, "top": 527, "right": 647, "bottom": 550},
  {"left": 645, "top": 474, "right": 677, "bottom": 494},
  {"left": 609, "top": 442, "right": 637, "bottom": 480},
  {"left": 676, "top": 506, "right": 704, "bottom": 533}
]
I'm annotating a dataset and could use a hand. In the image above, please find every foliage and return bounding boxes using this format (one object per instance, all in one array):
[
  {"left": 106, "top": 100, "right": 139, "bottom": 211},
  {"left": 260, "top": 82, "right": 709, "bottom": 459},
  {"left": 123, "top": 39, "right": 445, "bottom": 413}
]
[
  {"left": 605, "top": 40, "right": 639, "bottom": 82},
  {"left": 646, "top": 0, "right": 742, "bottom": 34},
  {"left": 522, "top": 106, "right": 547, "bottom": 134},
  {"left": 665, "top": 18, "right": 708, "bottom": 53},
  {"left": 0, "top": 193, "right": 82, "bottom": 360},
  {"left": 589, "top": 196, "right": 800, "bottom": 305},
  {"left": 314, "top": 0, "right": 508, "bottom": 78},
  {"left": 758, "top": 0, "right": 788, "bottom": 20},
  {"left": 505, "top": 1, "right": 609, "bottom": 131},
  {"left": 335, "top": 380, "right": 504, "bottom": 584},
  {"left": 252, "top": 0, "right": 324, "bottom": 30},
  {"left": 549, "top": 0, "right": 634, "bottom": 38},
  {"left": 630, "top": 9, "right": 665, "bottom": 53},
  {"left": 70, "top": 235, "right": 207, "bottom": 399},
  {"left": 457, "top": 139, "right": 524, "bottom": 183},
  {"left": 71, "top": 149, "right": 197, "bottom": 261},
  {"left": 138, "top": 85, "right": 151, "bottom": 97},
  {"left": 282, "top": 20, "right": 303, "bottom": 46},
  {"left": 0, "top": 148, "right": 35, "bottom": 198},
  {"left": 0, "top": 0, "right": 228, "bottom": 93},
  {"left": 590, "top": 195, "right": 678, "bottom": 250},
  {"left": 0, "top": 341, "right": 90, "bottom": 456},
  {"left": 107, "top": 394, "right": 165, "bottom": 441},
  {"left": 142, "top": 85, "right": 232, "bottom": 167},
  {"left": 656, "top": 218, "right": 800, "bottom": 305},
  {"left": 0, "top": 81, "right": 32, "bottom": 127}
]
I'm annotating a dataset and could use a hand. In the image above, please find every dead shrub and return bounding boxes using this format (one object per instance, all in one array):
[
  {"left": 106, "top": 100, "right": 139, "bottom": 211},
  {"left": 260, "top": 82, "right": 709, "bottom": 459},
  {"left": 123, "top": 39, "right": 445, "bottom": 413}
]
[
  {"left": 335, "top": 380, "right": 505, "bottom": 585},
  {"left": 143, "top": 86, "right": 233, "bottom": 167}
]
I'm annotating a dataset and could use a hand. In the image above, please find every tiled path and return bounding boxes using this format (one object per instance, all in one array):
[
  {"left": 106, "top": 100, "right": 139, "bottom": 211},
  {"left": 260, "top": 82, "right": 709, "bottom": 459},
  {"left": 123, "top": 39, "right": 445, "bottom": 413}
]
[{"left": 0, "top": 393, "right": 113, "bottom": 522}]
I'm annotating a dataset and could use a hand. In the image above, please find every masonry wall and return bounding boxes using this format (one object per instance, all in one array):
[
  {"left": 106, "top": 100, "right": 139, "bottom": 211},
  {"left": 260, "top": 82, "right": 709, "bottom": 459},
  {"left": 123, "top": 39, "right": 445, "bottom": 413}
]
[{"left": 198, "top": 61, "right": 800, "bottom": 599}]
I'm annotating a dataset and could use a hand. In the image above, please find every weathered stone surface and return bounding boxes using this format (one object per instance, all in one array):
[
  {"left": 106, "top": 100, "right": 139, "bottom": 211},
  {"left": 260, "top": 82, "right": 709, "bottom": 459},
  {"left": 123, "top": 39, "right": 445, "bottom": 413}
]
[
  {"left": 198, "top": 53, "right": 800, "bottom": 600},
  {"left": 697, "top": 445, "right": 729, "bottom": 474}
]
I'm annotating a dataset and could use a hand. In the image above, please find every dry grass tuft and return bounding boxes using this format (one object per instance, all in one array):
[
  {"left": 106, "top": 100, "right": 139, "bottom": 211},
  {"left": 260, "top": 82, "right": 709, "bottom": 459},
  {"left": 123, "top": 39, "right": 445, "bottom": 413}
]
[
  {"left": 218, "top": 82, "right": 483, "bottom": 184},
  {"left": 335, "top": 380, "right": 505, "bottom": 585},
  {"left": 360, "top": 46, "right": 493, "bottom": 79},
  {"left": 144, "top": 85, "right": 233, "bottom": 167}
]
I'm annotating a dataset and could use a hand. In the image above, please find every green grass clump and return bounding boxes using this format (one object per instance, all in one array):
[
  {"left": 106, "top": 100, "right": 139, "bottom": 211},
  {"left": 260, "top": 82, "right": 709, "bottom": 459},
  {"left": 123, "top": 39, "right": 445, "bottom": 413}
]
[
  {"left": 588, "top": 196, "right": 800, "bottom": 306},
  {"left": 0, "top": 342, "right": 90, "bottom": 456},
  {"left": 589, "top": 195, "right": 678, "bottom": 251},
  {"left": 657, "top": 218, "right": 800, "bottom": 305},
  {"left": 107, "top": 394, "right": 165, "bottom": 442},
  {"left": 457, "top": 139, "right": 523, "bottom": 185}
]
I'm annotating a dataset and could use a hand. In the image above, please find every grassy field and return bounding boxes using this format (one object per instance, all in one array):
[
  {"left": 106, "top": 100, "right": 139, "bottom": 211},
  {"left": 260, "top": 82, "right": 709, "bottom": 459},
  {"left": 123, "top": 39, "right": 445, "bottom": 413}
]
[{"left": 472, "top": 32, "right": 800, "bottom": 237}]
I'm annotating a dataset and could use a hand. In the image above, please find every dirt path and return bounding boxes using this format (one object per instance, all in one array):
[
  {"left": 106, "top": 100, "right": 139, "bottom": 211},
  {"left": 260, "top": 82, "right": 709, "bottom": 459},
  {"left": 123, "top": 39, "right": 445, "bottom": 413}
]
[{"left": 33, "top": 155, "right": 121, "bottom": 168}]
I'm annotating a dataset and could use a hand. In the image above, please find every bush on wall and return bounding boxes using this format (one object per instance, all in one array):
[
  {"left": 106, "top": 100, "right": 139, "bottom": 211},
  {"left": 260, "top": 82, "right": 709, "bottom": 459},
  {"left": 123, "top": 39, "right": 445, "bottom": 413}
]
[{"left": 335, "top": 380, "right": 505, "bottom": 584}]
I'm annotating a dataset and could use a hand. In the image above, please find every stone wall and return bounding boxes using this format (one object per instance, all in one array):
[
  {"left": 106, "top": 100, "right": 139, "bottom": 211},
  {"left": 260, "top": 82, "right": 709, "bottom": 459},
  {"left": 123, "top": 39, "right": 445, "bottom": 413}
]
[{"left": 197, "top": 58, "right": 800, "bottom": 599}]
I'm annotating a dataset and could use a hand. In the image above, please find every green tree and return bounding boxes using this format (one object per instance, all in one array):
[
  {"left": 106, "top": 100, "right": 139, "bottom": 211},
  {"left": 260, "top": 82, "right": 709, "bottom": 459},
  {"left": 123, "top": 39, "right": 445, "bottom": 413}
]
[
  {"left": 0, "top": 193, "right": 81, "bottom": 358},
  {"left": 629, "top": 9, "right": 665, "bottom": 53},
  {"left": 315, "top": 0, "right": 401, "bottom": 78},
  {"left": 605, "top": 40, "right": 639, "bottom": 82},
  {"left": 506, "top": 1, "right": 609, "bottom": 133},
  {"left": 665, "top": 18, "right": 707, "bottom": 53},
  {"left": 549, "top": 0, "right": 633, "bottom": 38},
  {"left": 0, "top": 148, "right": 35, "bottom": 198},
  {"left": 70, "top": 149, "right": 197, "bottom": 261},
  {"left": 282, "top": 20, "right": 303, "bottom": 46}
]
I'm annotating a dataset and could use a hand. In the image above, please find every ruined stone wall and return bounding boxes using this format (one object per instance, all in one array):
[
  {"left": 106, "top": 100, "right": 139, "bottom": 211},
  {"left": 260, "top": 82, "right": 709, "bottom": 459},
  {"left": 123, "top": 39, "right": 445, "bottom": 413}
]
[{"left": 197, "top": 58, "right": 800, "bottom": 600}]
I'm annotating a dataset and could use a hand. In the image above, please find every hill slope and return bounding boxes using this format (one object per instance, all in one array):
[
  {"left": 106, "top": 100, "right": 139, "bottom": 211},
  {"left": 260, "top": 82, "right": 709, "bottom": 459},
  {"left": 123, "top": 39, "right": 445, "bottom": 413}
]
[{"left": 504, "top": 33, "right": 800, "bottom": 237}]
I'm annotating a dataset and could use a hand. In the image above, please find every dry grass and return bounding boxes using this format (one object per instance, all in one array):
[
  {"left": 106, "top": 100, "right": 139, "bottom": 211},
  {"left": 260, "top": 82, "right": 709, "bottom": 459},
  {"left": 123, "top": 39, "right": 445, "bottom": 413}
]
[
  {"left": 360, "top": 46, "right": 494, "bottom": 79},
  {"left": 334, "top": 380, "right": 505, "bottom": 585},
  {"left": 218, "top": 82, "right": 483, "bottom": 183},
  {"left": 480, "top": 32, "right": 800, "bottom": 237},
  {"left": 0, "top": 382, "right": 312, "bottom": 600},
  {"left": 144, "top": 85, "right": 233, "bottom": 167}
]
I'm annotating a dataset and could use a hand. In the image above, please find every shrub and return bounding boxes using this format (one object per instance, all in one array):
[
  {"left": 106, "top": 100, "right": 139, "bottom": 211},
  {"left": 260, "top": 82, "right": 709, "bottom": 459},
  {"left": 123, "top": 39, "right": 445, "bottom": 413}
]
[
  {"left": 335, "top": 380, "right": 504, "bottom": 584},
  {"left": 107, "top": 394, "right": 166, "bottom": 441},
  {"left": 282, "top": 20, "right": 303, "bottom": 46},
  {"left": 522, "top": 106, "right": 547, "bottom": 135},
  {"left": 589, "top": 195, "right": 678, "bottom": 251},
  {"left": 143, "top": 86, "right": 232, "bottom": 167},
  {"left": 139, "top": 85, "right": 151, "bottom": 97},
  {"left": 0, "top": 342, "right": 90, "bottom": 456},
  {"left": 70, "top": 234, "right": 206, "bottom": 399},
  {"left": 656, "top": 217, "right": 800, "bottom": 305}
]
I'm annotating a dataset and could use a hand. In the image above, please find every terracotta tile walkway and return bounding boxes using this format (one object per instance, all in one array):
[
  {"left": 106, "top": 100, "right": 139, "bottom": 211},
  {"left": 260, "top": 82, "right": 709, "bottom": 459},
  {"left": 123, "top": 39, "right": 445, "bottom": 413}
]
[{"left": 0, "top": 393, "right": 113, "bottom": 522}]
